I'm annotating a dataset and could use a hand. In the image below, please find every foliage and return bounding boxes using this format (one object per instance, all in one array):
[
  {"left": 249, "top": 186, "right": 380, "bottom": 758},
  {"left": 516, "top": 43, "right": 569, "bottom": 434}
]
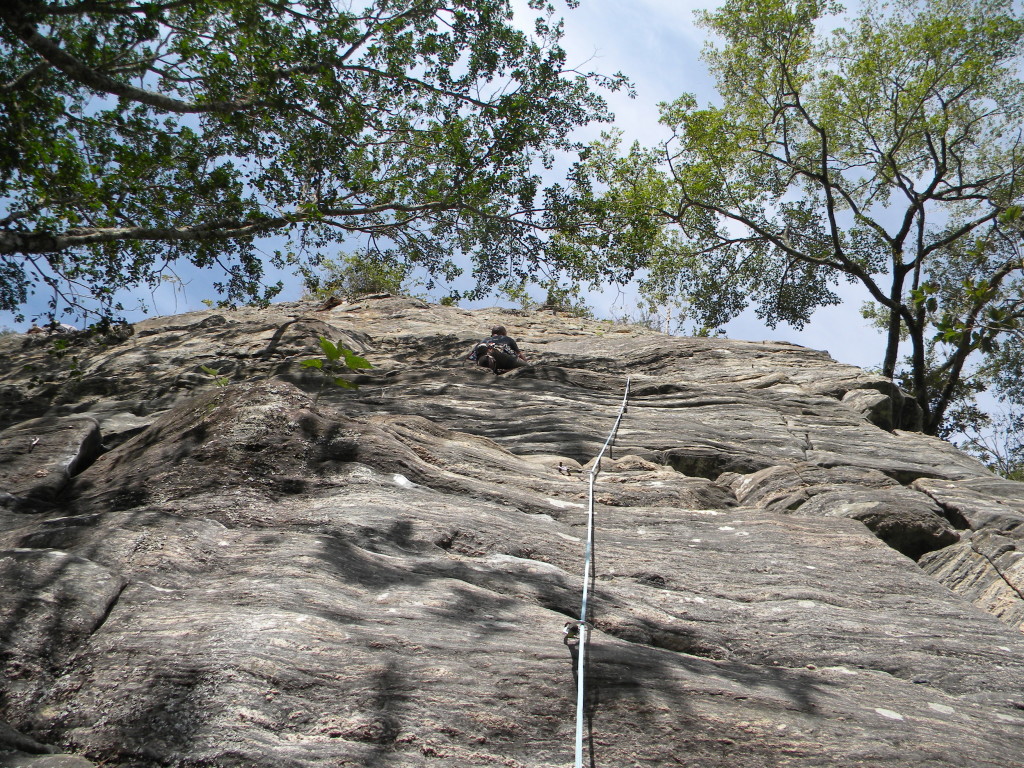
[
  {"left": 608, "top": 303, "right": 662, "bottom": 332},
  {"left": 200, "top": 365, "right": 229, "bottom": 387},
  {"left": 541, "top": 282, "right": 593, "bottom": 318},
  {"left": 956, "top": 407, "right": 1024, "bottom": 480},
  {"left": 498, "top": 277, "right": 593, "bottom": 317},
  {"left": 45, "top": 334, "right": 83, "bottom": 376},
  {"left": 301, "top": 252, "right": 412, "bottom": 300},
  {"left": 573, "top": 0, "right": 1024, "bottom": 435},
  {"left": 300, "top": 336, "right": 372, "bottom": 404},
  {"left": 0, "top": 0, "right": 626, "bottom": 321},
  {"left": 499, "top": 279, "right": 536, "bottom": 310}
]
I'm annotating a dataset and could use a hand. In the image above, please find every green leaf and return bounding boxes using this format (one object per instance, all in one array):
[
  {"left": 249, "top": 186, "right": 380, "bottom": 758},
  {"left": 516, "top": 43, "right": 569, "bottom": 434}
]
[
  {"left": 341, "top": 347, "right": 372, "bottom": 370},
  {"left": 998, "top": 205, "right": 1023, "bottom": 223},
  {"left": 333, "top": 377, "right": 357, "bottom": 389},
  {"left": 300, "top": 359, "right": 323, "bottom": 369},
  {"left": 318, "top": 337, "right": 341, "bottom": 362}
]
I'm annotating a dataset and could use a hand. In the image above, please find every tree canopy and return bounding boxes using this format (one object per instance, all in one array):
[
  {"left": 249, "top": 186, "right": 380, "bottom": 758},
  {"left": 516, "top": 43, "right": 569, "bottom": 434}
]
[
  {"left": 572, "top": 0, "right": 1024, "bottom": 436},
  {"left": 0, "top": 0, "right": 623, "bottom": 320}
]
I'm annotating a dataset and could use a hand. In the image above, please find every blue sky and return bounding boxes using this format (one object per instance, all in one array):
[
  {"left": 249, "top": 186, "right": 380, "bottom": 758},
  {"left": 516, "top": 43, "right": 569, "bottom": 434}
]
[{"left": 1, "top": 0, "right": 888, "bottom": 372}]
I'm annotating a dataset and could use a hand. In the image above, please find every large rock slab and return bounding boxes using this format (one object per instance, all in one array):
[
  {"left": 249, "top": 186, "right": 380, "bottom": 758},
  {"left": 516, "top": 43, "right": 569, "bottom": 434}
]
[
  {"left": 791, "top": 486, "right": 959, "bottom": 560},
  {"left": 920, "top": 530, "right": 1024, "bottom": 629},
  {"left": 911, "top": 478, "right": 1024, "bottom": 627},
  {"left": 0, "top": 418, "right": 101, "bottom": 510},
  {"left": 0, "top": 548, "right": 126, "bottom": 724},
  {"left": 0, "top": 296, "right": 1021, "bottom": 768},
  {"left": 726, "top": 463, "right": 901, "bottom": 511},
  {"left": 912, "top": 477, "right": 1024, "bottom": 535}
]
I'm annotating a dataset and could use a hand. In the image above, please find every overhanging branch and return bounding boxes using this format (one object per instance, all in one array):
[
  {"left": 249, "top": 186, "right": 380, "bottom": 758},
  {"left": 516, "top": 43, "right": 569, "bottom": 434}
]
[
  {"left": 0, "top": 4, "right": 259, "bottom": 113},
  {"left": 0, "top": 200, "right": 454, "bottom": 254}
]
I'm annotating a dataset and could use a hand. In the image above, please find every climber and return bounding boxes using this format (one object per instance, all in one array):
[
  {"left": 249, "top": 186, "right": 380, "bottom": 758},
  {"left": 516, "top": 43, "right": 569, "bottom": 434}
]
[{"left": 467, "top": 325, "right": 529, "bottom": 374}]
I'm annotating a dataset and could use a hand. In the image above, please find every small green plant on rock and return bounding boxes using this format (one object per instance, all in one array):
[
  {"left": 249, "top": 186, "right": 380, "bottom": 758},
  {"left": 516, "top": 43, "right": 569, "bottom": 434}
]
[
  {"left": 200, "top": 365, "right": 230, "bottom": 387},
  {"left": 301, "top": 336, "right": 372, "bottom": 404},
  {"left": 542, "top": 283, "right": 594, "bottom": 319},
  {"left": 47, "top": 337, "right": 83, "bottom": 377}
]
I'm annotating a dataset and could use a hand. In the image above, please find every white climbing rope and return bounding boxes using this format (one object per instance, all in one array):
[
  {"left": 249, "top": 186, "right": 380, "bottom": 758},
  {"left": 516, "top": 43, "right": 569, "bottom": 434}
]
[{"left": 573, "top": 377, "right": 631, "bottom": 768}]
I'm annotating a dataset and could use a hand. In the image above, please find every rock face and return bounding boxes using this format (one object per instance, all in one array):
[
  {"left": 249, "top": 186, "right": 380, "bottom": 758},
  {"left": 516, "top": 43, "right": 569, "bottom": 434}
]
[{"left": 1, "top": 296, "right": 1023, "bottom": 768}]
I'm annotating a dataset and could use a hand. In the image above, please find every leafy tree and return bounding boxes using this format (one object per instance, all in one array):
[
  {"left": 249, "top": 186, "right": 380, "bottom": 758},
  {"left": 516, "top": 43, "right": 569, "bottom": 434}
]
[
  {"left": 300, "top": 251, "right": 412, "bottom": 300},
  {"left": 574, "top": 0, "right": 1024, "bottom": 435},
  {"left": 957, "top": 406, "right": 1024, "bottom": 480},
  {"left": 497, "top": 275, "right": 593, "bottom": 316},
  {"left": 0, "top": 0, "right": 624, "bottom": 321}
]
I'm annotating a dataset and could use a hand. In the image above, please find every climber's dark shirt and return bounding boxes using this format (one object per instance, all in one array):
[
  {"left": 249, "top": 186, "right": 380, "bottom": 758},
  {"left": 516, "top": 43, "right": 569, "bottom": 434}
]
[
  {"left": 468, "top": 335, "right": 521, "bottom": 360},
  {"left": 486, "top": 335, "right": 520, "bottom": 354}
]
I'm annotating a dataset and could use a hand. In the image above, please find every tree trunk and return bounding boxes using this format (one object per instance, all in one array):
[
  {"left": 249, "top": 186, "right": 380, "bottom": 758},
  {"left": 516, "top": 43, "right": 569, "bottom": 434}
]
[
  {"left": 882, "top": 262, "right": 910, "bottom": 379},
  {"left": 907, "top": 323, "right": 935, "bottom": 434},
  {"left": 882, "top": 304, "right": 901, "bottom": 378}
]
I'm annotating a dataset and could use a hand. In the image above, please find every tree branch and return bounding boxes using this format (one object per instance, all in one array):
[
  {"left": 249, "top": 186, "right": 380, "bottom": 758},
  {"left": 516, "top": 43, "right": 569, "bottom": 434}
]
[
  {"left": 0, "top": 4, "right": 259, "bottom": 113},
  {"left": 0, "top": 60, "right": 50, "bottom": 92},
  {"left": 38, "top": 0, "right": 197, "bottom": 16},
  {"left": 0, "top": 200, "right": 456, "bottom": 255}
]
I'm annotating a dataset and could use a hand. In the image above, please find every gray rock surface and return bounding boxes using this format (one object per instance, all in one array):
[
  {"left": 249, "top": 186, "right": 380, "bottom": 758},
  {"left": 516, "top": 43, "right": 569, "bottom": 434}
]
[
  {"left": 0, "top": 296, "right": 1022, "bottom": 768},
  {"left": 790, "top": 486, "right": 959, "bottom": 560},
  {"left": 0, "top": 417, "right": 101, "bottom": 510},
  {"left": 912, "top": 477, "right": 1024, "bottom": 631},
  {"left": 920, "top": 529, "right": 1024, "bottom": 629}
]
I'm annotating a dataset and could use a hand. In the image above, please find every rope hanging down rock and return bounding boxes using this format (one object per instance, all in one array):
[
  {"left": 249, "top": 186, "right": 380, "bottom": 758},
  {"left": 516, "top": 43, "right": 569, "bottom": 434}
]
[{"left": 571, "top": 377, "right": 631, "bottom": 768}]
